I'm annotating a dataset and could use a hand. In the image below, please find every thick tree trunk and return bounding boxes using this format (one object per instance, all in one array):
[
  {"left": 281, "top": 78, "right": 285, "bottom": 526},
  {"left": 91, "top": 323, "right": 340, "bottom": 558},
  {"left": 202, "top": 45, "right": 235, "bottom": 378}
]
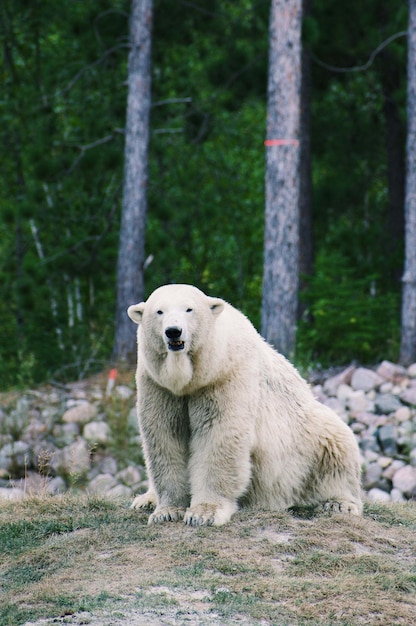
[
  {"left": 113, "top": 0, "right": 153, "bottom": 364},
  {"left": 400, "top": 0, "right": 416, "bottom": 365},
  {"left": 261, "top": 0, "right": 303, "bottom": 356}
]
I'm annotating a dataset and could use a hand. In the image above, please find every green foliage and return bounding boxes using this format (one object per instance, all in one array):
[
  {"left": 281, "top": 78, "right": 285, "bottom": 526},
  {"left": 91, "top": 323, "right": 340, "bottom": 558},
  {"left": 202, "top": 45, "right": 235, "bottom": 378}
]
[
  {"left": 298, "top": 250, "right": 400, "bottom": 364},
  {"left": 0, "top": 0, "right": 409, "bottom": 387}
]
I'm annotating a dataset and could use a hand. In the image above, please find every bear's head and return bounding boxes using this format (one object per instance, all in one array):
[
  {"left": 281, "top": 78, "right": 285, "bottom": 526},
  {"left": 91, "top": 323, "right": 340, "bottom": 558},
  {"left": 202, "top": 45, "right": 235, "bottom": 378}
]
[{"left": 127, "top": 284, "right": 225, "bottom": 357}]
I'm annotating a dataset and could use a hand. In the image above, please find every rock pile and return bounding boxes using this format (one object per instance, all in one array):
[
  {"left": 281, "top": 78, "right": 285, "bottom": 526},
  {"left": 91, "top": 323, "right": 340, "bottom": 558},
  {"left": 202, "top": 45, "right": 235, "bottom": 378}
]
[
  {"left": 0, "top": 361, "right": 415, "bottom": 505},
  {"left": 313, "top": 361, "right": 416, "bottom": 503},
  {"left": 0, "top": 376, "right": 147, "bottom": 502}
]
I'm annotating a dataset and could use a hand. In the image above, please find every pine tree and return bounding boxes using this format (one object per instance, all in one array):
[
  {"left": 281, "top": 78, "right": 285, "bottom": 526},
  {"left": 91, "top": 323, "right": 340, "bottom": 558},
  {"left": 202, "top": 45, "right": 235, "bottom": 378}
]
[
  {"left": 113, "top": 0, "right": 153, "bottom": 364},
  {"left": 400, "top": 0, "right": 416, "bottom": 365},
  {"left": 261, "top": 0, "right": 303, "bottom": 356}
]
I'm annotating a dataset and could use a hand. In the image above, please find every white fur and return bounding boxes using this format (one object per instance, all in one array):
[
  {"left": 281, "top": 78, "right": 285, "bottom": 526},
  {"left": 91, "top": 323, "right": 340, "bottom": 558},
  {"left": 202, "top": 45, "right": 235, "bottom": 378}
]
[{"left": 128, "top": 284, "right": 362, "bottom": 526}]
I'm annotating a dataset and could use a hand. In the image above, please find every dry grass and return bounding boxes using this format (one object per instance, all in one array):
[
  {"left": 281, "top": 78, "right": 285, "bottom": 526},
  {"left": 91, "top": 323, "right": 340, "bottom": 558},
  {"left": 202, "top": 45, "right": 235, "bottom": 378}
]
[{"left": 1, "top": 495, "right": 415, "bottom": 625}]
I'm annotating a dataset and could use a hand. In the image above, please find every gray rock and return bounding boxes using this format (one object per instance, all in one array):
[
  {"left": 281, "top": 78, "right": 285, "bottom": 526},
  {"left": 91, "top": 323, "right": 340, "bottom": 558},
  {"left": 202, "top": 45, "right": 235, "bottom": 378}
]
[
  {"left": 107, "top": 484, "right": 132, "bottom": 498},
  {"left": 22, "top": 419, "right": 48, "bottom": 442},
  {"left": 89, "top": 473, "right": 118, "bottom": 494},
  {"left": 53, "top": 422, "right": 80, "bottom": 446},
  {"left": 382, "top": 459, "right": 406, "bottom": 481},
  {"left": 348, "top": 390, "right": 374, "bottom": 413},
  {"left": 354, "top": 412, "right": 377, "bottom": 426},
  {"left": 336, "top": 383, "right": 354, "bottom": 403},
  {"left": 60, "top": 438, "right": 91, "bottom": 475},
  {"left": 409, "top": 448, "right": 416, "bottom": 467},
  {"left": 376, "top": 360, "right": 406, "bottom": 382},
  {"left": 362, "top": 462, "right": 382, "bottom": 490},
  {"left": 62, "top": 402, "right": 98, "bottom": 425},
  {"left": 377, "top": 425, "right": 398, "bottom": 456},
  {"left": 379, "top": 381, "right": 393, "bottom": 394},
  {"left": 407, "top": 363, "right": 416, "bottom": 378},
  {"left": 321, "top": 397, "right": 348, "bottom": 422},
  {"left": 116, "top": 465, "right": 142, "bottom": 486},
  {"left": 374, "top": 394, "right": 403, "bottom": 415},
  {"left": 0, "top": 441, "right": 31, "bottom": 471},
  {"left": 400, "top": 388, "right": 416, "bottom": 407},
  {"left": 367, "top": 488, "right": 391, "bottom": 503},
  {"left": 351, "top": 368, "right": 382, "bottom": 392},
  {"left": 128, "top": 407, "right": 139, "bottom": 429},
  {"left": 377, "top": 456, "right": 392, "bottom": 470},
  {"left": 390, "top": 488, "right": 406, "bottom": 502},
  {"left": 83, "top": 421, "right": 111, "bottom": 445},
  {"left": 394, "top": 406, "right": 412, "bottom": 423},
  {"left": 94, "top": 455, "right": 118, "bottom": 475},
  {"left": 0, "top": 487, "right": 25, "bottom": 501},
  {"left": 115, "top": 385, "right": 135, "bottom": 399},
  {"left": 359, "top": 437, "right": 381, "bottom": 454},
  {"left": 45, "top": 476, "right": 67, "bottom": 494},
  {"left": 392, "top": 465, "right": 416, "bottom": 498},
  {"left": 323, "top": 366, "right": 355, "bottom": 397}
]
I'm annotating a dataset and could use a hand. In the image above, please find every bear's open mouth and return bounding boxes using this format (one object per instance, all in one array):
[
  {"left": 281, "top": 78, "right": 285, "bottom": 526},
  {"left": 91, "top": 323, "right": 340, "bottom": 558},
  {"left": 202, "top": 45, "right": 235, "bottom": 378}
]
[{"left": 168, "top": 340, "right": 185, "bottom": 351}]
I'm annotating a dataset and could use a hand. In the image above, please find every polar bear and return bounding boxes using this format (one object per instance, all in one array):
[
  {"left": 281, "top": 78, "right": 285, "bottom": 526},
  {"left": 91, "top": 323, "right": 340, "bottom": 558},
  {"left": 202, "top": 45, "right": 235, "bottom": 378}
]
[{"left": 128, "top": 284, "right": 362, "bottom": 526}]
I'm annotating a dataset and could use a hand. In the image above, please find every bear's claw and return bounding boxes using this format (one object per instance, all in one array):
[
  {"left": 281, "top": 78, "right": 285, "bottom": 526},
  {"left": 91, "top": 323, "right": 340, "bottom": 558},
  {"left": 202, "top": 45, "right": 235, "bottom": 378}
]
[
  {"left": 148, "top": 506, "right": 185, "bottom": 524},
  {"left": 184, "top": 502, "right": 236, "bottom": 527},
  {"left": 321, "top": 499, "right": 362, "bottom": 515},
  {"left": 184, "top": 513, "right": 215, "bottom": 527},
  {"left": 131, "top": 490, "right": 157, "bottom": 511}
]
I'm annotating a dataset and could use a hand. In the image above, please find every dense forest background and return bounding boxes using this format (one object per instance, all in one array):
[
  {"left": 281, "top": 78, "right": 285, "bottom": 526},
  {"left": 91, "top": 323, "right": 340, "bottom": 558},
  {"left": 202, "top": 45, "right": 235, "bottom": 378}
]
[{"left": 0, "top": 0, "right": 408, "bottom": 388}]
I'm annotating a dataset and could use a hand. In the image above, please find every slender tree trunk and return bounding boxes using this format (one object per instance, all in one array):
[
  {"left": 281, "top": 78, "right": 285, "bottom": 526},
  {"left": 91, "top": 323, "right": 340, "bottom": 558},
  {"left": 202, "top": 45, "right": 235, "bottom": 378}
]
[
  {"left": 380, "top": 48, "right": 405, "bottom": 275},
  {"left": 261, "top": 0, "right": 303, "bottom": 356},
  {"left": 400, "top": 0, "right": 416, "bottom": 365},
  {"left": 298, "top": 0, "right": 313, "bottom": 319},
  {"left": 113, "top": 0, "right": 153, "bottom": 364}
]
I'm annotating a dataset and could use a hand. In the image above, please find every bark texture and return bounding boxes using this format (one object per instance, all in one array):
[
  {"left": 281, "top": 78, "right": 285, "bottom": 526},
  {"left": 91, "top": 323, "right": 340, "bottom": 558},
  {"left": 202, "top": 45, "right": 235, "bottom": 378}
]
[
  {"left": 261, "top": 0, "right": 303, "bottom": 356},
  {"left": 113, "top": 0, "right": 153, "bottom": 364},
  {"left": 400, "top": 0, "right": 416, "bottom": 365}
]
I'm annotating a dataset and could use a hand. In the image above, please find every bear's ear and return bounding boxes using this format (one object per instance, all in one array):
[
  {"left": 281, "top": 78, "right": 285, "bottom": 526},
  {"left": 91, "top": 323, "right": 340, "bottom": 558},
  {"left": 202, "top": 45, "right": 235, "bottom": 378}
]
[
  {"left": 208, "top": 297, "right": 225, "bottom": 316},
  {"left": 127, "top": 302, "right": 145, "bottom": 324}
]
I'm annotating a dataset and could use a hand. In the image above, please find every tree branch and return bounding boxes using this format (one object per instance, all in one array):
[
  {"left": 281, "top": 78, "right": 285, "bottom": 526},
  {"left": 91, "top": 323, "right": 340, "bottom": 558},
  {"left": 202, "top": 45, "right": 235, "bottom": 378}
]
[
  {"left": 152, "top": 97, "right": 192, "bottom": 107},
  {"left": 59, "top": 43, "right": 130, "bottom": 96},
  {"left": 312, "top": 30, "right": 407, "bottom": 73},
  {"left": 64, "top": 133, "right": 116, "bottom": 175}
]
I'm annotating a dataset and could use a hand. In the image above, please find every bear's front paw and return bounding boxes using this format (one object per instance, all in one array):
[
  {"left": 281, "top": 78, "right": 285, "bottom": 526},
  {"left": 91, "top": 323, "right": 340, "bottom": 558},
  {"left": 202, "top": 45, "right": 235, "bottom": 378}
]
[
  {"left": 131, "top": 490, "right": 157, "bottom": 510},
  {"left": 148, "top": 505, "right": 186, "bottom": 524},
  {"left": 184, "top": 501, "right": 237, "bottom": 527}
]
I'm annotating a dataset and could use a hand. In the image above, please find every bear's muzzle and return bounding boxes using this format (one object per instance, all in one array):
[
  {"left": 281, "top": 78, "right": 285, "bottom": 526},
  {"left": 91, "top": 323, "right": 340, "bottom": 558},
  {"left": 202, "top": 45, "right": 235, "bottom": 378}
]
[{"left": 165, "top": 326, "right": 185, "bottom": 351}]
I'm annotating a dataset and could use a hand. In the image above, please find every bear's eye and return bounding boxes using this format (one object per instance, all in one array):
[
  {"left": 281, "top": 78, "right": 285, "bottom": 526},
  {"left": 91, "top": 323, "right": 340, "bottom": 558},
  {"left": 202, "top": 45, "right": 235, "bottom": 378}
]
[
  {"left": 156, "top": 310, "right": 163, "bottom": 315},
  {"left": 186, "top": 308, "right": 193, "bottom": 313}
]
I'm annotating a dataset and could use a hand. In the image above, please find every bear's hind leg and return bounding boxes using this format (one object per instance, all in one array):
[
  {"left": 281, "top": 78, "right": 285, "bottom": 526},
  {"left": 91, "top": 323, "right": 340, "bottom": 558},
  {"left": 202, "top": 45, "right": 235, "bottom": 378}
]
[{"left": 305, "top": 428, "right": 363, "bottom": 516}]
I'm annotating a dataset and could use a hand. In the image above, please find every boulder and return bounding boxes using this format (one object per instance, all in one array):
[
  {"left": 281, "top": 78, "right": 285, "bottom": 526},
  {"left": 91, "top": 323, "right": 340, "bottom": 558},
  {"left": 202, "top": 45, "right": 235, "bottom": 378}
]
[
  {"left": 62, "top": 402, "right": 98, "bottom": 425},
  {"left": 323, "top": 366, "right": 355, "bottom": 397},
  {"left": 392, "top": 465, "right": 416, "bottom": 498},
  {"left": 367, "top": 488, "right": 391, "bottom": 503},
  {"left": 351, "top": 368, "right": 383, "bottom": 392},
  {"left": 83, "top": 421, "right": 111, "bottom": 445},
  {"left": 377, "top": 425, "right": 398, "bottom": 456},
  {"left": 400, "top": 388, "right": 416, "bottom": 407},
  {"left": 375, "top": 394, "right": 403, "bottom": 415},
  {"left": 376, "top": 360, "right": 406, "bottom": 382}
]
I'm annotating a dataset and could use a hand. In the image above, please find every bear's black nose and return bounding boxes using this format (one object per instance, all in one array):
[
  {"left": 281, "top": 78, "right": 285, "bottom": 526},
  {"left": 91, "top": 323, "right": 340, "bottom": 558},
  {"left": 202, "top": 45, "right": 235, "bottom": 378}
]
[{"left": 165, "top": 326, "right": 182, "bottom": 339}]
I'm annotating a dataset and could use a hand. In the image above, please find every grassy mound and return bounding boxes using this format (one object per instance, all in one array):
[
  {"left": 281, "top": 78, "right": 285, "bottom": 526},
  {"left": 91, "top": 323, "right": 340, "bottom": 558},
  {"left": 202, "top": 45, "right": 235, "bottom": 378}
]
[{"left": 1, "top": 495, "right": 416, "bottom": 625}]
